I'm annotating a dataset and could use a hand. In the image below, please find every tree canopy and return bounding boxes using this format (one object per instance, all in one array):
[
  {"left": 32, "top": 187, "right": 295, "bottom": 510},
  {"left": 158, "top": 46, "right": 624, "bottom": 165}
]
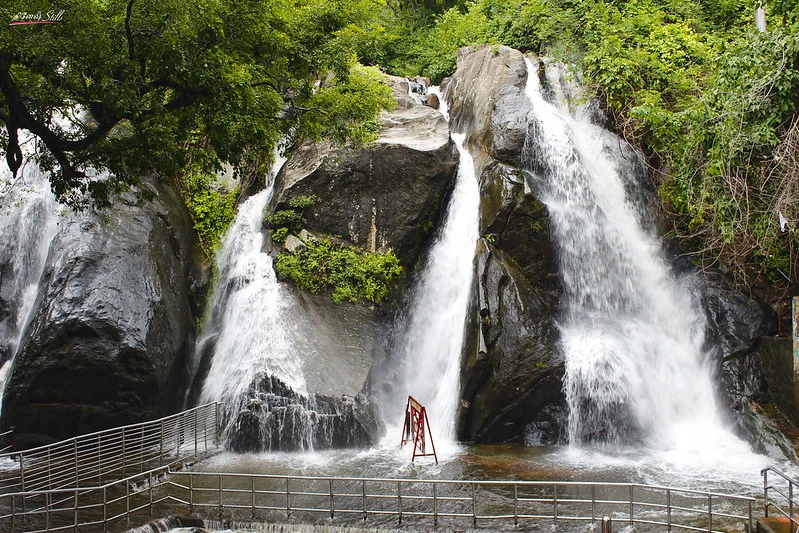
[{"left": 0, "top": 0, "right": 393, "bottom": 207}]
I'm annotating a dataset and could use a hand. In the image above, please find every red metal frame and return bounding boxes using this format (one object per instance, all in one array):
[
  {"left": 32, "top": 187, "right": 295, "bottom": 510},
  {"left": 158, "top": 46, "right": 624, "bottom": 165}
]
[{"left": 399, "top": 395, "right": 437, "bottom": 463}]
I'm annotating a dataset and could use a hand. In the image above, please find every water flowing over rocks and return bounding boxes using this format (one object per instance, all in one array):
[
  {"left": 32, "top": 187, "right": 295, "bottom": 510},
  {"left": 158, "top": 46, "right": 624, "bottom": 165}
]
[
  {"left": 445, "top": 45, "right": 564, "bottom": 443},
  {"left": 270, "top": 76, "right": 458, "bottom": 266},
  {"left": 223, "top": 375, "right": 382, "bottom": 452},
  {"left": 1, "top": 179, "right": 206, "bottom": 448}
]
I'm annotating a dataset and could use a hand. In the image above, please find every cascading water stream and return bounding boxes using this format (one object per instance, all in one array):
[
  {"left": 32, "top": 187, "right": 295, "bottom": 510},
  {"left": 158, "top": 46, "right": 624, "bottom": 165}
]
[
  {"left": 521, "top": 57, "right": 751, "bottom": 457},
  {"left": 380, "top": 88, "right": 478, "bottom": 450},
  {"left": 0, "top": 149, "right": 61, "bottom": 410}
]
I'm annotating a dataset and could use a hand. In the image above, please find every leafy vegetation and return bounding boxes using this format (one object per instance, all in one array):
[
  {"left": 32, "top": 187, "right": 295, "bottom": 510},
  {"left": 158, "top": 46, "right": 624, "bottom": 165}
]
[
  {"left": 374, "top": 0, "right": 799, "bottom": 287},
  {"left": 3, "top": 0, "right": 796, "bottom": 290},
  {"left": 275, "top": 238, "right": 404, "bottom": 304},
  {"left": 177, "top": 168, "right": 239, "bottom": 256},
  {"left": 0, "top": 0, "right": 394, "bottom": 208}
]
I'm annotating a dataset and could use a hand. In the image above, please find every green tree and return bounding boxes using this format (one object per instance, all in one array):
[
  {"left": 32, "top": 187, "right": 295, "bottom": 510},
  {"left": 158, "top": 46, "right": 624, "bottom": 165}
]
[{"left": 0, "top": 0, "right": 393, "bottom": 207}]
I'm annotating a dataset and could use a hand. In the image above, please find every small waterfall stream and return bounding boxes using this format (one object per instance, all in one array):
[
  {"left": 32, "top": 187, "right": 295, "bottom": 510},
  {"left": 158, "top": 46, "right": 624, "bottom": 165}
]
[
  {"left": 521, "top": 58, "right": 750, "bottom": 456},
  {"left": 0, "top": 153, "right": 61, "bottom": 408},
  {"left": 380, "top": 88, "right": 479, "bottom": 449}
]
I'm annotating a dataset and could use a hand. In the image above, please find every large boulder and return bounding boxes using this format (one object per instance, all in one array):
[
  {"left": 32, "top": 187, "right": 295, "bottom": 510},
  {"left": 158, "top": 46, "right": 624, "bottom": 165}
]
[
  {"left": 1, "top": 179, "right": 205, "bottom": 448},
  {"left": 444, "top": 46, "right": 565, "bottom": 444},
  {"left": 459, "top": 241, "right": 563, "bottom": 443},
  {"left": 270, "top": 76, "right": 458, "bottom": 266},
  {"left": 445, "top": 45, "right": 529, "bottom": 167}
]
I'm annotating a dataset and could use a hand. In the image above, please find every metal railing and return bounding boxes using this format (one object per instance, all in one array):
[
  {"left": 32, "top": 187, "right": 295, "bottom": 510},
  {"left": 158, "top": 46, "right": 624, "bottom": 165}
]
[
  {"left": 161, "top": 472, "right": 755, "bottom": 533},
  {"left": 0, "top": 429, "right": 15, "bottom": 454},
  {"left": 0, "top": 403, "right": 221, "bottom": 495},
  {"left": 762, "top": 467, "right": 799, "bottom": 529},
  {"left": 0, "top": 466, "right": 175, "bottom": 532},
  {"left": 0, "top": 469, "right": 757, "bottom": 532}
]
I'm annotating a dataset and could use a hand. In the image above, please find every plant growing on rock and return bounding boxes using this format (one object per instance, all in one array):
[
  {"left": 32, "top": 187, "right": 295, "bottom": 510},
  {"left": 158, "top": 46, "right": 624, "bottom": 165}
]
[{"left": 274, "top": 238, "right": 403, "bottom": 304}]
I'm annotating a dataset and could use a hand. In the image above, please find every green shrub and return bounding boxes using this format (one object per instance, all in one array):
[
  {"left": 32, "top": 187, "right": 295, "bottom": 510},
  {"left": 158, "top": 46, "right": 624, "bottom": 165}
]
[
  {"left": 288, "top": 194, "right": 318, "bottom": 209},
  {"left": 270, "top": 227, "right": 289, "bottom": 243},
  {"left": 264, "top": 209, "right": 305, "bottom": 231},
  {"left": 274, "top": 238, "right": 404, "bottom": 304},
  {"left": 181, "top": 170, "right": 240, "bottom": 256}
]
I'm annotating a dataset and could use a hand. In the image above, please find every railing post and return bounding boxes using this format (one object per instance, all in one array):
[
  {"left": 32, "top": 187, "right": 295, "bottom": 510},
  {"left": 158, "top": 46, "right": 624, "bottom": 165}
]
[
  {"left": 126, "top": 480, "right": 130, "bottom": 526},
  {"left": 159, "top": 420, "right": 164, "bottom": 467},
  {"left": 73, "top": 489, "right": 78, "bottom": 532},
  {"left": 19, "top": 452, "right": 25, "bottom": 493},
  {"left": 149, "top": 471, "right": 154, "bottom": 516},
  {"left": 103, "top": 486, "right": 108, "bottom": 532},
  {"left": 74, "top": 438, "right": 79, "bottom": 485},
  {"left": 121, "top": 428, "right": 126, "bottom": 478},
  {"left": 790, "top": 481, "right": 794, "bottom": 528},
  {"left": 330, "top": 478, "right": 335, "bottom": 519},
  {"left": 707, "top": 494, "right": 712, "bottom": 532},
  {"left": 553, "top": 483, "right": 558, "bottom": 525},
  {"left": 47, "top": 447, "right": 52, "bottom": 489},
  {"left": 219, "top": 474, "right": 223, "bottom": 519},
  {"left": 433, "top": 482, "right": 438, "bottom": 527},
  {"left": 189, "top": 474, "right": 194, "bottom": 513},
  {"left": 194, "top": 408, "right": 199, "bottom": 459},
  {"left": 97, "top": 436, "right": 102, "bottom": 484},
  {"left": 749, "top": 499, "right": 753, "bottom": 533},
  {"left": 11, "top": 494, "right": 15, "bottom": 532},
  {"left": 398, "top": 481, "right": 402, "bottom": 524},
  {"left": 667, "top": 489, "right": 672, "bottom": 531},
  {"left": 629, "top": 485, "right": 634, "bottom": 526},
  {"left": 45, "top": 492, "right": 50, "bottom": 531},
  {"left": 472, "top": 483, "right": 477, "bottom": 526},
  {"left": 250, "top": 476, "right": 256, "bottom": 519},
  {"left": 764, "top": 469, "right": 769, "bottom": 518},
  {"left": 514, "top": 483, "right": 519, "bottom": 526},
  {"left": 285, "top": 476, "right": 290, "bottom": 518},
  {"left": 215, "top": 403, "right": 221, "bottom": 447},
  {"left": 140, "top": 425, "right": 145, "bottom": 473},
  {"left": 602, "top": 516, "right": 612, "bottom": 533},
  {"left": 362, "top": 479, "right": 367, "bottom": 521}
]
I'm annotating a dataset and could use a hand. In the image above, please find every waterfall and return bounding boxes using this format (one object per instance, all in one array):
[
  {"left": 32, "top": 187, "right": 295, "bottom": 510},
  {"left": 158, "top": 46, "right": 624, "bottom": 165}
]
[
  {"left": 521, "top": 57, "right": 745, "bottom": 453},
  {"left": 381, "top": 107, "right": 479, "bottom": 446},
  {"left": 0, "top": 151, "right": 61, "bottom": 408},
  {"left": 196, "top": 154, "right": 321, "bottom": 448}
]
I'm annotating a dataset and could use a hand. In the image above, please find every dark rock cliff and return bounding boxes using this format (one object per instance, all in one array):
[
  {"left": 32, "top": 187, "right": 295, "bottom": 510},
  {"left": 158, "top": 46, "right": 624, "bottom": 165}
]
[
  {"left": 271, "top": 76, "right": 458, "bottom": 267},
  {"left": 1, "top": 179, "right": 205, "bottom": 448},
  {"left": 445, "top": 45, "right": 565, "bottom": 444}
]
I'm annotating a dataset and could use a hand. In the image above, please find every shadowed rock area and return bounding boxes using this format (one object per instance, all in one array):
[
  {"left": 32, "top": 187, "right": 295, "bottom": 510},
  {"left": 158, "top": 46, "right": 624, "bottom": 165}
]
[
  {"left": 445, "top": 45, "right": 564, "bottom": 444},
  {"left": 1, "top": 179, "right": 206, "bottom": 448}
]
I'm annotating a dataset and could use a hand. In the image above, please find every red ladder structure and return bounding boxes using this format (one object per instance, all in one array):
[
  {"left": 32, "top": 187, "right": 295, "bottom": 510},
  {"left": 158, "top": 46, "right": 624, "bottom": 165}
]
[{"left": 400, "top": 395, "right": 437, "bottom": 463}]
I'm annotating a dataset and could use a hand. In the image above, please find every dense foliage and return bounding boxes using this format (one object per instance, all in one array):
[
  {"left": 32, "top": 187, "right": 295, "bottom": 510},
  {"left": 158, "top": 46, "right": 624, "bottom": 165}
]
[
  {"left": 275, "top": 238, "right": 404, "bottom": 304},
  {"left": 0, "top": 0, "right": 393, "bottom": 208},
  {"left": 375, "top": 0, "right": 799, "bottom": 287},
  {"left": 3, "top": 0, "right": 796, "bottom": 289}
]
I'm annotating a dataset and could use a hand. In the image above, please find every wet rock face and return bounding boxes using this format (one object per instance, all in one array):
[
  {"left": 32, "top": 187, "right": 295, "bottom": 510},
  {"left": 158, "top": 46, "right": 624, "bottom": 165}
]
[
  {"left": 459, "top": 241, "right": 563, "bottom": 443},
  {"left": 1, "top": 180, "right": 204, "bottom": 448},
  {"left": 271, "top": 76, "right": 458, "bottom": 267},
  {"left": 445, "top": 45, "right": 564, "bottom": 444},
  {"left": 698, "top": 274, "right": 779, "bottom": 443},
  {"left": 224, "top": 374, "right": 383, "bottom": 452},
  {"left": 445, "top": 45, "right": 530, "bottom": 166}
]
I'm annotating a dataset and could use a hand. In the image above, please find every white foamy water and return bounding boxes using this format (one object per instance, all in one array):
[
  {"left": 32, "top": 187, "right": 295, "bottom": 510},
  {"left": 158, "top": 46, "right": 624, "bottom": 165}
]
[
  {"left": 380, "top": 129, "right": 479, "bottom": 455},
  {"left": 0, "top": 141, "right": 62, "bottom": 410},
  {"left": 521, "top": 58, "right": 759, "bottom": 469},
  {"left": 199, "top": 174, "right": 307, "bottom": 407}
]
